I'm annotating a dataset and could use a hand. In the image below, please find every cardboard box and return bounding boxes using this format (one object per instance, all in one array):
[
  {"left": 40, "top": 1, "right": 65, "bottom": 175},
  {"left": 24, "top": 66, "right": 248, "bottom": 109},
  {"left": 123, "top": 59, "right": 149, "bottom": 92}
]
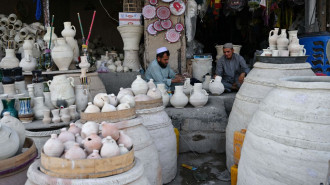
[{"left": 119, "top": 12, "right": 142, "bottom": 26}]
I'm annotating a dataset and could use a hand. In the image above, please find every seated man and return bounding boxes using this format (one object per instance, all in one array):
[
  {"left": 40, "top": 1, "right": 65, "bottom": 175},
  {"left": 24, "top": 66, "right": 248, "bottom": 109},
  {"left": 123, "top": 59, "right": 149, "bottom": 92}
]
[
  {"left": 145, "top": 47, "right": 183, "bottom": 90},
  {"left": 216, "top": 43, "right": 249, "bottom": 92}
]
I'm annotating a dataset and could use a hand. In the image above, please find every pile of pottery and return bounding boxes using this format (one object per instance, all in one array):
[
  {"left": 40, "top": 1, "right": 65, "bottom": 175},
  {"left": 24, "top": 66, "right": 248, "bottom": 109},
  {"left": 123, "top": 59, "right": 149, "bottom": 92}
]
[
  {"left": 264, "top": 28, "right": 305, "bottom": 57},
  {"left": 96, "top": 53, "right": 129, "bottom": 73},
  {"left": 0, "top": 13, "right": 44, "bottom": 53},
  {"left": 0, "top": 112, "right": 25, "bottom": 160},
  {"left": 43, "top": 122, "right": 132, "bottom": 159}
]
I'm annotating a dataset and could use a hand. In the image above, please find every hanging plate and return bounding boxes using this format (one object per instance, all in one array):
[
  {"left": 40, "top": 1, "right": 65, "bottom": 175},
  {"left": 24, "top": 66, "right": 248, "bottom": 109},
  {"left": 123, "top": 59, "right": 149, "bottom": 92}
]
[
  {"left": 142, "top": 5, "right": 156, "bottom": 19},
  {"left": 156, "top": 6, "right": 171, "bottom": 20},
  {"left": 162, "top": 0, "right": 174, "bottom": 2},
  {"left": 169, "top": 0, "right": 186, "bottom": 16},
  {"left": 147, "top": 23, "right": 157, "bottom": 35},
  {"left": 153, "top": 20, "right": 164, "bottom": 32},
  {"left": 165, "top": 29, "right": 180, "bottom": 43},
  {"left": 149, "top": 0, "right": 158, "bottom": 6},
  {"left": 161, "top": 19, "right": 173, "bottom": 30},
  {"left": 175, "top": 23, "right": 184, "bottom": 32}
]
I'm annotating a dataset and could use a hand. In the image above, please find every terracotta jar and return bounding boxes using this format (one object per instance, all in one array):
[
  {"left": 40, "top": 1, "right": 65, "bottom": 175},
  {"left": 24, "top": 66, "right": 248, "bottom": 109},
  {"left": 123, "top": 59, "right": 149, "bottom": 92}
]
[
  {"left": 51, "top": 38, "right": 73, "bottom": 71},
  {"left": 131, "top": 75, "right": 148, "bottom": 95},
  {"left": 170, "top": 86, "right": 188, "bottom": 108},
  {"left": 43, "top": 134, "right": 64, "bottom": 157},
  {"left": 68, "top": 123, "right": 81, "bottom": 135},
  {"left": 117, "top": 130, "right": 133, "bottom": 149},
  {"left": 83, "top": 133, "right": 102, "bottom": 154}
]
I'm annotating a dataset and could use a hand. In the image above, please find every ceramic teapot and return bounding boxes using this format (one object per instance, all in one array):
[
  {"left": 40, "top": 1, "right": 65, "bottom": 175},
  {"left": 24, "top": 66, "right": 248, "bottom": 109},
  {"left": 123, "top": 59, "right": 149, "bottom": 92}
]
[{"left": 47, "top": 75, "right": 75, "bottom": 107}]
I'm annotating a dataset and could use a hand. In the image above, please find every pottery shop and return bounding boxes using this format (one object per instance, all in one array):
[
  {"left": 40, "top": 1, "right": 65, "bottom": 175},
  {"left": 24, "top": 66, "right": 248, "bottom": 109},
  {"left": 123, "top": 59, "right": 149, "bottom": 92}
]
[{"left": 0, "top": 0, "right": 329, "bottom": 185}]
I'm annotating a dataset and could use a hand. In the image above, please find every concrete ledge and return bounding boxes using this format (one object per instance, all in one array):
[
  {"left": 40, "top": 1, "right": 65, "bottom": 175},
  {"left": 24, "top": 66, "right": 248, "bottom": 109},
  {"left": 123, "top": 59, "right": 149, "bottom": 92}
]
[
  {"left": 98, "top": 72, "right": 140, "bottom": 94},
  {"left": 166, "top": 94, "right": 236, "bottom": 154}
]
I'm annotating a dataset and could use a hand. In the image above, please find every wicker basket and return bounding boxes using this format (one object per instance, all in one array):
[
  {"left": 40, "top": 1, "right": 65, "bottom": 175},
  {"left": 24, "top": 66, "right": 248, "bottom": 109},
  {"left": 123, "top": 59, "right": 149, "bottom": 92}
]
[
  {"left": 80, "top": 108, "right": 136, "bottom": 123},
  {"left": 40, "top": 148, "right": 135, "bottom": 179},
  {"left": 123, "top": 0, "right": 142, "bottom": 13}
]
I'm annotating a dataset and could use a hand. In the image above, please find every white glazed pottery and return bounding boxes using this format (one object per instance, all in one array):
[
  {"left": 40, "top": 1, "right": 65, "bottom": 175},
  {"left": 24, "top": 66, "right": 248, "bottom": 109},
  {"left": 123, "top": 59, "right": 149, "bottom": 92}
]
[
  {"left": 268, "top": 28, "right": 279, "bottom": 49},
  {"left": 189, "top": 83, "right": 208, "bottom": 107},
  {"left": 182, "top": 78, "right": 192, "bottom": 96},
  {"left": 209, "top": 76, "right": 224, "bottom": 95},
  {"left": 43, "top": 134, "right": 64, "bottom": 157},
  {"left": 84, "top": 102, "right": 100, "bottom": 113},
  {"left": 43, "top": 27, "right": 57, "bottom": 49},
  {"left": 0, "top": 49, "right": 19, "bottom": 69},
  {"left": 33, "top": 97, "right": 50, "bottom": 120},
  {"left": 48, "top": 75, "right": 75, "bottom": 107},
  {"left": 202, "top": 75, "right": 211, "bottom": 91},
  {"left": 131, "top": 75, "right": 148, "bottom": 95},
  {"left": 0, "top": 112, "right": 25, "bottom": 152},
  {"left": 157, "top": 83, "right": 170, "bottom": 107},
  {"left": 170, "top": 86, "right": 188, "bottom": 108},
  {"left": 276, "top": 29, "right": 289, "bottom": 50},
  {"left": 20, "top": 49, "right": 37, "bottom": 72}
]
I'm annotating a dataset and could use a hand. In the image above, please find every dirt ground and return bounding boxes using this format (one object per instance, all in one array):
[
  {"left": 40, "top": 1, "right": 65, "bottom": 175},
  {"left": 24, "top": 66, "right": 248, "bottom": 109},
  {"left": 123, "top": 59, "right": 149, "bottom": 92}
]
[{"left": 167, "top": 152, "right": 231, "bottom": 185}]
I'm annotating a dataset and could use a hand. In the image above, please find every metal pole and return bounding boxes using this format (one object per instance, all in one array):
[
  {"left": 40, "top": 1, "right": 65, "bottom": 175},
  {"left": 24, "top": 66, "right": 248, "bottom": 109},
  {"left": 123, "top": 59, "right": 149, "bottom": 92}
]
[{"left": 305, "top": 0, "right": 317, "bottom": 33}]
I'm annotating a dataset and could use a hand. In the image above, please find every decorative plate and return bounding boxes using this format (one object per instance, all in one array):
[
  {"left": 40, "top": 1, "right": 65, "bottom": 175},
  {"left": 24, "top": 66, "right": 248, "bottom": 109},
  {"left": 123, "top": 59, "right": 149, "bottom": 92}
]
[
  {"left": 147, "top": 23, "right": 157, "bottom": 35},
  {"left": 153, "top": 20, "right": 164, "bottom": 32},
  {"left": 142, "top": 5, "right": 156, "bottom": 19},
  {"left": 161, "top": 0, "right": 174, "bottom": 2},
  {"left": 175, "top": 23, "right": 184, "bottom": 32},
  {"left": 149, "top": 0, "right": 158, "bottom": 6},
  {"left": 165, "top": 29, "right": 180, "bottom": 43},
  {"left": 156, "top": 6, "right": 171, "bottom": 20},
  {"left": 161, "top": 19, "right": 173, "bottom": 30},
  {"left": 169, "top": 0, "right": 186, "bottom": 16}
]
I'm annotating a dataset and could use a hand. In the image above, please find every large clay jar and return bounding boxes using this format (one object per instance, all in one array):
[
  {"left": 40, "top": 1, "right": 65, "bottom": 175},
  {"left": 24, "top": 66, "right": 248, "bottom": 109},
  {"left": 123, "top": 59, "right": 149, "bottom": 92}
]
[
  {"left": 131, "top": 75, "right": 148, "bottom": 95},
  {"left": 83, "top": 133, "right": 102, "bottom": 154},
  {"left": 33, "top": 97, "right": 50, "bottom": 120},
  {"left": 117, "top": 130, "right": 133, "bottom": 149},
  {"left": 157, "top": 84, "right": 170, "bottom": 107},
  {"left": 48, "top": 75, "right": 75, "bottom": 107},
  {"left": 112, "top": 117, "right": 163, "bottom": 185},
  {"left": 100, "top": 136, "right": 120, "bottom": 158},
  {"left": 43, "top": 26, "right": 57, "bottom": 49},
  {"left": 225, "top": 62, "right": 315, "bottom": 170},
  {"left": 51, "top": 38, "right": 73, "bottom": 71},
  {"left": 0, "top": 123, "right": 19, "bottom": 160},
  {"left": 1, "top": 112, "right": 25, "bottom": 152},
  {"left": 136, "top": 103, "right": 177, "bottom": 184},
  {"left": 43, "top": 134, "right": 64, "bottom": 157},
  {"left": 209, "top": 76, "right": 224, "bottom": 95},
  {"left": 189, "top": 83, "right": 208, "bottom": 108},
  {"left": 170, "top": 86, "right": 188, "bottom": 108},
  {"left": 117, "top": 25, "right": 143, "bottom": 71},
  {"left": 238, "top": 76, "right": 330, "bottom": 185},
  {"left": 0, "top": 49, "right": 19, "bottom": 69},
  {"left": 276, "top": 29, "right": 289, "bottom": 50},
  {"left": 84, "top": 102, "right": 100, "bottom": 113},
  {"left": 268, "top": 27, "right": 279, "bottom": 49}
]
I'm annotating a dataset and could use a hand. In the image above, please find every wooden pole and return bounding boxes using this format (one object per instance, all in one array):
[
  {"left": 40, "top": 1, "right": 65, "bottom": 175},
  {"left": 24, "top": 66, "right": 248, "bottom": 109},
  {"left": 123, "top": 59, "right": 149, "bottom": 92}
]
[{"left": 317, "top": 0, "right": 327, "bottom": 31}]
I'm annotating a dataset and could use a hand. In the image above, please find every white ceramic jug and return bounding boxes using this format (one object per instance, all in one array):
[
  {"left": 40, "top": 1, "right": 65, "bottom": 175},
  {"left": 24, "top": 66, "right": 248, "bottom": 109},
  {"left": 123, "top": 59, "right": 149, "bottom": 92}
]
[
  {"left": 189, "top": 83, "right": 208, "bottom": 107},
  {"left": 170, "top": 86, "right": 188, "bottom": 108},
  {"left": 209, "top": 76, "right": 225, "bottom": 95},
  {"left": 47, "top": 75, "right": 75, "bottom": 107}
]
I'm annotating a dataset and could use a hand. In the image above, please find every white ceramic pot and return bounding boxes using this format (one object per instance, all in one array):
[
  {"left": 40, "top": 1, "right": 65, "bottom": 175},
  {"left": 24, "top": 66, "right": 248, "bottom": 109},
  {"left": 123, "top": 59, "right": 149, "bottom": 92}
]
[
  {"left": 51, "top": 38, "right": 73, "bottom": 71},
  {"left": 14, "top": 81, "right": 28, "bottom": 96},
  {"left": 75, "top": 85, "right": 90, "bottom": 112},
  {"left": 288, "top": 30, "right": 298, "bottom": 43},
  {"left": 84, "top": 102, "right": 100, "bottom": 113},
  {"left": 0, "top": 49, "right": 19, "bottom": 69},
  {"left": 33, "top": 97, "right": 50, "bottom": 120},
  {"left": 131, "top": 75, "right": 148, "bottom": 95},
  {"left": 157, "top": 83, "right": 170, "bottom": 107},
  {"left": 112, "top": 117, "right": 162, "bottom": 185},
  {"left": 268, "top": 28, "right": 279, "bottom": 48},
  {"left": 47, "top": 75, "right": 75, "bottom": 107},
  {"left": 43, "top": 134, "right": 64, "bottom": 157},
  {"left": 0, "top": 112, "right": 25, "bottom": 152},
  {"left": 288, "top": 37, "right": 301, "bottom": 54},
  {"left": 238, "top": 76, "right": 330, "bottom": 185},
  {"left": 3, "top": 84, "right": 15, "bottom": 95},
  {"left": 225, "top": 62, "right": 315, "bottom": 170},
  {"left": 117, "top": 25, "right": 143, "bottom": 71},
  {"left": 43, "top": 92, "right": 55, "bottom": 109},
  {"left": 93, "top": 93, "right": 110, "bottom": 108},
  {"left": 23, "top": 39, "right": 34, "bottom": 50},
  {"left": 189, "top": 83, "right": 208, "bottom": 107},
  {"left": 147, "top": 88, "right": 162, "bottom": 100},
  {"left": 0, "top": 123, "right": 19, "bottom": 160},
  {"left": 65, "top": 37, "right": 79, "bottom": 65},
  {"left": 43, "top": 27, "right": 57, "bottom": 49},
  {"left": 119, "top": 94, "right": 135, "bottom": 108},
  {"left": 276, "top": 29, "right": 289, "bottom": 50},
  {"left": 170, "top": 86, "right": 188, "bottom": 108},
  {"left": 202, "top": 75, "right": 211, "bottom": 91},
  {"left": 209, "top": 76, "right": 224, "bottom": 95},
  {"left": 215, "top": 45, "right": 223, "bottom": 60},
  {"left": 20, "top": 49, "right": 36, "bottom": 72},
  {"left": 182, "top": 78, "right": 192, "bottom": 96},
  {"left": 61, "top": 22, "right": 76, "bottom": 38},
  {"left": 191, "top": 58, "right": 212, "bottom": 81},
  {"left": 147, "top": 79, "right": 156, "bottom": 89}
]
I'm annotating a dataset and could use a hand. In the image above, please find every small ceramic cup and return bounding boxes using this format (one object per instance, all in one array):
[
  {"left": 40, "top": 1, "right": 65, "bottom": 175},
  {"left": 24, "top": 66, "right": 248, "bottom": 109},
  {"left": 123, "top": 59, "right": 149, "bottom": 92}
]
[{"left": 272, "top": 50, "right": 279, "bottom": 57}]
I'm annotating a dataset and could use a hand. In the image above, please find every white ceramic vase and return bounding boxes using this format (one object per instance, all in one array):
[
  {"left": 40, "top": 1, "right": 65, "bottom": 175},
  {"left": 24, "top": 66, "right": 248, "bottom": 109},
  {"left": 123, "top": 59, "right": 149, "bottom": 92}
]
[
  {"left": 276, "top": 29, "right": 289, "bottom": 50},
  {"left": 170, "top": 86, "right": 188, "bottom": 108},
  {"left": 20, "top": 49, "right": 36, "bottom": 72},
  {"left": 51, "top": 38, "right": 73, "bottom": 71},
  {"left": 209, "top": 76, "right": 224, "bottom": 95},
  {"left": 33, "top": 97, "right": 50, "bottom": 120},
  {"left": 75, "top": 85, "right": 90, "bottom": 112},
  {"left": 131, "top": 75, "right": 148, "bottom": 95},
  {"left": 189, "top": 83, "right": 208, "bottom": 107},
  {"left": 268, "top": 28, "right": 279, "bottom": 49},
  {"left": 0, "top": 49, "right": 19, "bottom": 69},
  {"left": 43, "top": 27, "right": 57, "bottom": 49}
]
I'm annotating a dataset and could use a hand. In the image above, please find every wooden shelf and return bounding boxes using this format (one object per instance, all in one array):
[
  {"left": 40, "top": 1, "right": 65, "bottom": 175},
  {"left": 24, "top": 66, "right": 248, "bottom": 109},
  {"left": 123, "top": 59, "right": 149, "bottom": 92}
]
[{"left": 23, "top": 69, "right": 81, "bottom": 76}]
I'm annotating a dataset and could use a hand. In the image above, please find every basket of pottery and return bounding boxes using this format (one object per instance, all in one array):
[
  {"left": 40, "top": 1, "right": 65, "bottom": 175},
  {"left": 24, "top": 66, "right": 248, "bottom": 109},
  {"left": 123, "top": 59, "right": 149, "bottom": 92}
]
[{"left": 40, "top": 123, "right": 135, "bottom": 179}]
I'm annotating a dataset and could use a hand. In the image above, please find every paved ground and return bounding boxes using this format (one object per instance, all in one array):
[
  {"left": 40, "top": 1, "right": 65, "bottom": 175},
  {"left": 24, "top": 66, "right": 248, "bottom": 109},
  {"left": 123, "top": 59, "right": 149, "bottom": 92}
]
[{"left": 167, "top": 152, "right": 231, "bottom": 185}]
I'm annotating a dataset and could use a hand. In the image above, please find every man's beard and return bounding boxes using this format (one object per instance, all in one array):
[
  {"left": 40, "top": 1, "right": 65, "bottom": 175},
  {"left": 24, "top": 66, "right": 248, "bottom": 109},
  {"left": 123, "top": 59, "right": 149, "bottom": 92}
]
[{"left": 158, "top": 61, "right": 167, "bottom": 68}]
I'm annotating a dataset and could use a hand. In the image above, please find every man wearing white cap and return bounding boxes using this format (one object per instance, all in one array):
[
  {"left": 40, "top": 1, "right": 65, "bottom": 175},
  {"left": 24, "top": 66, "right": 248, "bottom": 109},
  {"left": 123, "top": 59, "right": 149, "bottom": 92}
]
[
  {"left": 216, "top": 43, "right": 249, "bottom": 92},
  {"left": 145, "top": 47, "right": 183, "bottom": 89}
]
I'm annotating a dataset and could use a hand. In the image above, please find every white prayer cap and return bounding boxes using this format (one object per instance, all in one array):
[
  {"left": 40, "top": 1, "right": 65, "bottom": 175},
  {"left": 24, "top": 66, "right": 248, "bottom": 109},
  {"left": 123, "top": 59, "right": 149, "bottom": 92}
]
[
  {"left": 223, "top": 43, "right": 233, "bottom": 49},
  {"left": 156, "top": 47, "right": 168, "bottom": 54}
]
